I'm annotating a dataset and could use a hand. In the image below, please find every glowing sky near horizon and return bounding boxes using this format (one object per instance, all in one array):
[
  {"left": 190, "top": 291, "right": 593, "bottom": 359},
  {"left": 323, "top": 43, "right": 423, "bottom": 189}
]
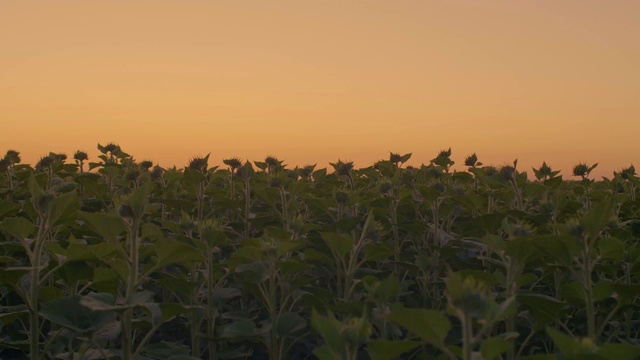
[{"left": 1, "top": 1, "right": 638, "bottom": 177}]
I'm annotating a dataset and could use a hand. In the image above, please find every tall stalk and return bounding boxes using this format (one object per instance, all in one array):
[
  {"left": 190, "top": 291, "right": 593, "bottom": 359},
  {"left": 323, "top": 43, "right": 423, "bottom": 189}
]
[
  {"left": 122, "top": 214, "right": 141, "bottom": 360},
  {"left": 28, "top": 213, "right": 48, "bottom": 360}
]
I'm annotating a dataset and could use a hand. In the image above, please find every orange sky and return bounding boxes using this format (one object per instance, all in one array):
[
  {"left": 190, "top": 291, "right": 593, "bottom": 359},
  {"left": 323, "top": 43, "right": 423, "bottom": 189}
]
[{"left": 1, "top": 1, "right": 638, "bottom": 178}]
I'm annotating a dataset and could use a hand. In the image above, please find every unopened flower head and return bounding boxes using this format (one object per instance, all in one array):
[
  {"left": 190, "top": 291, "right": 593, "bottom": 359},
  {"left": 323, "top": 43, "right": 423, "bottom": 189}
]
[
  {"left": 300, "top": 164, "right": 316, "bottom": 179},
  {"left": 188, "top": 156, "right": 209, "bottom": 173},
  {"left": 331, "top": 160, "right": 354, "bottom": 177},
  {"left": 621, "top": 165, "right": 636, "bottom": 180},
  {"left": 335, "top": 190, "right": 349, "bottom": 204},
  {"left": 265, "top": 156, "right": 280, "bottom": 169},
  {"left": 464, "top": 153, "right": 478, "bottom": 167},
  {"left": 500, "top": 165, "right": 515, "bottom": 181},
  {"left": 125, "top": 170, "right": 140, "bottom": 181},
  {"left": 4, "top": 150, "right": 21, "bottom": 165},
  {"left": 389, "top": 152, "right": 402, "bottom": 164},
  {"left": 51, "top": 153, "right": 67, "bottom": 162},
  {"left": 150, "top": 166, "right": 164, "bottom": 180},
  {"left": 139, "top": 160, "right": 153, "bottom": 171},
  {"left": 223, "top": 157, "right": 243, "bottom": 171},
  {"left": 573, "top": 163, "right": 589, "bottom": 178},
  {"left": 484, "top": 166, "right": 498, "bottom": 177},
  {"left": 74, "top": 151, "right": 89, "bottom": 162},
  {"left": 438, "top": 147, "right": 452, "bottom": 158},
  {"left": 36, "top": 155, "right": 55, "bottom": 170},
  {"left": 379, "top": 181, "right": 393, "bottom": 194},
  {"left": 103, "top": 143, "right": 120, "bottom": 155},
  {"left": 539, "top": 162, "right": 552, "bottom": 177}
]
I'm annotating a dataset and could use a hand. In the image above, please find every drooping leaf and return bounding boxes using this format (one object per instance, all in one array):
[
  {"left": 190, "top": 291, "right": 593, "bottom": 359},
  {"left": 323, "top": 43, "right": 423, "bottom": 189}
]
[
  {"left": 154, "top": 237, "right": 203, "bottom": 266},
  {"left": 386, "top": 308, "right": 451, "bottom": 347},
  {"left": 481, "top": 336, "right": 511, "bottom": 360},
  {"left": 320, "top": 232, "right": 353, "bottom": 257},
  {"left": 81, "top": 212, "right": 126, "bottom": 243},
  {"left": 0, "top": 217, "right": 35, "bottom": 240}
]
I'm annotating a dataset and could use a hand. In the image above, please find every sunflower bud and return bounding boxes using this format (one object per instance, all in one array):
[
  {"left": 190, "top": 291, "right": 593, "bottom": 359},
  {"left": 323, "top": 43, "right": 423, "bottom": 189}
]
[
  {"left": 500, "top": 165, "right": 515, "bottom": 182},
  {"left": 223, "top": 157, "right": 242, "bottom": 173},
  {"left": 264, "top": 156, "right": 281, "bottom": 171},
  {"left": 389, "top": 152, "right": 402, "bottom": 164},
  {"left": 124, "top": 170, "right": 140, "bottom": 182},
  {"left": 118, "top": 204, "right": 135, "bottom": 219},
  {"left": 335, "top": 191, "right": 349, "bottom": 205},
  {"left": 139, "top": 160, "right": 153, "bottom": 171},
  {"left": 73, "top": 150, "right": 89, "bottom": 162},
  {"left": 188, "top": 155, "right": 209, "bottom": 174},
  {"left": 621, "top": 165, "right": 636, "bottom": 180},
  {"left": 300, "top": 164, "right": 315, "bottom": 179},
  {"left": 464, "top": 153, "right": 478, "bottom": 167},
  {"left": 573, "top": 163, "right": 589, "bottom": 178},
  {"left": 150, "top": 166, "right": 164, "bottom": 180},
  {"left": 379, "top": 181, "right": 393, "bottom": 194},
  {"left": 331, "top": 160, "right": 354, "bottom": 177},
  {"left": 269, "top": 176, "right": 282, "bottom": 188},
  {"left": 36, "top": 193, "right": 55, "bottom": 214},
  {"left": 103, "top": 143, "right": 120, "bottom": 155},
  {"left": 36, "top": 156, "right": 55, "bottom": 170},
  {"left": 4, "top": 150, "right": 21, "bottom": 165}
]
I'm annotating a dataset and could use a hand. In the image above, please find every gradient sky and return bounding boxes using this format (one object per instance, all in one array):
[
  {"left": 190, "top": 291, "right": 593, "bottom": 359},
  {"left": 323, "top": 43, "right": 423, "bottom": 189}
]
[{"left": 1, "top": 1, "right": 638, "bottom": 178}]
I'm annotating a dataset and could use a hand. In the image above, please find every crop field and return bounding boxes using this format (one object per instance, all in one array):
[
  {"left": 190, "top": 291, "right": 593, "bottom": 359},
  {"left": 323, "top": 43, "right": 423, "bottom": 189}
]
[{"left": 1, "top": 144, "right": 639, "bottom": 360}]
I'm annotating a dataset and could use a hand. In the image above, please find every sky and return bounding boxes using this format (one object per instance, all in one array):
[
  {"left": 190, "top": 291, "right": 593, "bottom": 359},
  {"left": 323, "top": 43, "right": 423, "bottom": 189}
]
[{"left": 1, "top": 0, "right": 638, "bottom": 178}]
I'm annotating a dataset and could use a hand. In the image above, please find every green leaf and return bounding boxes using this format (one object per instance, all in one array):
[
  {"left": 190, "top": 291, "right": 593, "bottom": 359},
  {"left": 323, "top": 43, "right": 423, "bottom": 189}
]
[
  {"left": 320, "top": 232, "right": 353, "bottom": 257},
  {"left": 544, "top": 176, "right": 563, "bottom": 189},
  {"left": 28, "top": 174, "right": 44, "bottom": 201},
  {"left": 364, "top": 243, "right": 395, "bottom": 261},
  {"left": 158, "top": 303, "right": 190, "bottom": 323},
  {"left": 92, "top": 320, "right": 122, "bottom": 341},
  {"left": 154, "top": 237, "right": 203, "bottom": 266},
  {"left": 612, "top": 284, "right": 640, "bottom": 304},
  {"left": 79, "top": 292, "right": 124, "bottom": 311},
  {"left": 0, "top": 217, "right": 35, "bottom": 239},
  {"left": 0, "top": 201, "right": 20, "bottom": 219},
  {"left": 597, "top": 237, "right": 625, "bottom": 261},
  {"left": 479, "top": 234, "right": 505, "bottom": 253},
  {"left": 81, "top": 212, "right": 125, "bottom": 243},
  {"left": 581, "top": 198, "right": 614, "bottom": 239},
  {"left": 481, "top": 336, "right": 511, "bottom": 359},
  {"left": 67, "top": 242, "right": 117, "bottom": 261},
  {"left": 386, "top": 308, "right": 451, "bottom": 347},
  {"left": 276, "top": 312, "right": 307, "bottom": 336},
  {"left": 40, "top": 295, "right": 117, "bottom": 334},
  {"left": 313, "top": 345, "right": 336, "bottom": 360},
  {"left": 47, "top": 191, "right": 79, "bottom": 227},
  {"left": 219, "top": 319, "right": 260, "bottom": 339},
  {"left": 561, "top": 282, "right": 586, "bottom": 305},
  {"left": 598, "top": 343, "right": 640, "bottom": 360},
  {"left": 533, "top": 235, "right": 579, "bottom": 265},
  {"left": 546, "top": 327, "right": 582, "bottom": 356},
  {"left": 311, "top": 309, "right": 344, "bottom": 350},
  {"left": 518, "top": 294, "right": 565, "bottom": 328},
  {"left": 126, "top": 181, "right": 154, "bottom": 219},
  {"left": 367, "top": 340, "right": 421, "bottom": 360}
]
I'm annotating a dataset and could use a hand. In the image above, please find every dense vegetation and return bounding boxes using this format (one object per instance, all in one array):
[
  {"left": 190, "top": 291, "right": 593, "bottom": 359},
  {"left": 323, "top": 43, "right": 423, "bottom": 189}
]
[{"left": 1, "top": 144, "right": 639, "bottom": 360}]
